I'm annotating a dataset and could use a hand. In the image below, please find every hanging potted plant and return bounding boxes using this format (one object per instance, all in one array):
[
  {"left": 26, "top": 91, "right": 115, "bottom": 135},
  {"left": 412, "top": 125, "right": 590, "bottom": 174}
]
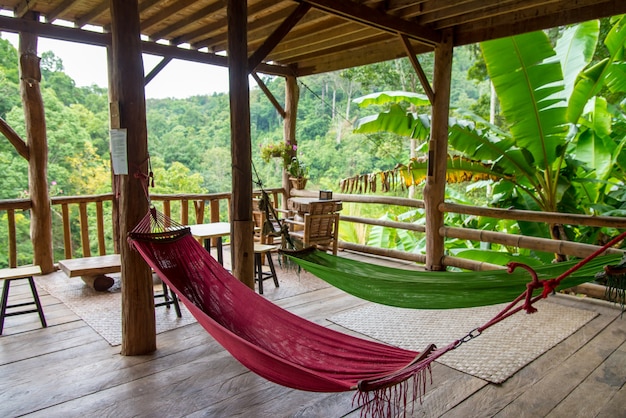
[
  {"left": 260, "top": 141, "right": 293, "bottom": 169},
  {"left": 288, "top": 157, "right": 309, "bottom": 189}
]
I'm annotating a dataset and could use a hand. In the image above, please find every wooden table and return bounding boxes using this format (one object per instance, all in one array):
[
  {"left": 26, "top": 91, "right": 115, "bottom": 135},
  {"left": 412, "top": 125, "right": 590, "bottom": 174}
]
[
  {"left": 288, "top": 198, "right": 343, "bottom": 222},
  {"left": 287, "top": 197, "right": 343, "bottom": 213},
  {"left": 189, "top": 222, "right": 230, "bottom": 265}
]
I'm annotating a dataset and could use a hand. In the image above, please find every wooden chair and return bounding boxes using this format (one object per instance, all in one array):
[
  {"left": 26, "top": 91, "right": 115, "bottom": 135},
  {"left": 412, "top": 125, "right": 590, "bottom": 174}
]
[
  {"left": 252, "top": 198, "right": 290, "bottom": 245},
  {"left": 286, "top": 212, "right": 340, "bottom": 255}
]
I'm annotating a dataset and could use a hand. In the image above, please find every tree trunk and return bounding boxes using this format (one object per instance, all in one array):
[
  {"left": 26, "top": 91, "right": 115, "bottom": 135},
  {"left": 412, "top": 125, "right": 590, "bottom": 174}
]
[{"left": 19, "top": 16, "right": 54, "bottom": 274}]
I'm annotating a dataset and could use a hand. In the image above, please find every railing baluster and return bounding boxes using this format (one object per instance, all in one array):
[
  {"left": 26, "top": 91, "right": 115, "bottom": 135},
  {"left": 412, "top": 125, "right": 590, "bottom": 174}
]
[
  {"left": 163, "top": 199, "right": 171, "bottom": 220},
  {"left": 62, "top": 203, "right": 72, "bottom": 259},
  {"left": 7, "top": 209, "right": 16, "bottom": 268},
  {"left": 96, "top": 201, "right": 106, "bottom": 255},
  {"left": 79, "top": 202, "right": 90, "bottom": 257},
  {"left": 181, "top": 199, "right": 189, "bottom": 225}
]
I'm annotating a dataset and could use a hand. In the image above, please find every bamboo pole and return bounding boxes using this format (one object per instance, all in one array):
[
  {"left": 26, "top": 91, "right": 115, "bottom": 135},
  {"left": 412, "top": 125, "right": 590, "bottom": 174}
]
[
  {"left": 423, "top": 29, "right": 453, "bottom": 271},
  {"left": 339, "top": 241, "right": 426, "bottom": 264},
  {"left": 340, "top": 215, "right": 426, "bottom": 233},
  {"left": 110, "top": 0, "right": 156, "bottom": 355},
  {"left": 290, "top": 189, "right": 425, "bottom": 208},
  {"left": 441, "top": 255, "right": 505, "bottom": 271},
  {"left": 441, "top": 202, "right": 626, "bottom": 228},
  {"left": 228, "top": 0, "right": 254, "bottom": 288},
  {"left": 442, "top": 226, "right": 624, "bottom": 258},
  {"left": 19, "top": 15, "right": 54, "bottom": 274}
]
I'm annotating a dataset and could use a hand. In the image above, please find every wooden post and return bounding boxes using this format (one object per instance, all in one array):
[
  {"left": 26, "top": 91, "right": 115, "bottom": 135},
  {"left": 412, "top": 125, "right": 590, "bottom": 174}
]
[
  {"left": 228, "top": 0, "right": 254, "bottom": 289},
  {"left": 283, "top": 75, "right": 299, "bottom": 201},
  {"left": 107, "top": 43, "right": 121, "bottom": 255},
  {"left": 424, "top": 30, "right": 453, "bottom": 271},
  {"left": 19, "top": 14, "right": 54, "bottom": 274},
  {"left": 110, "top": 0, "right": 156, "bottom": 355}
]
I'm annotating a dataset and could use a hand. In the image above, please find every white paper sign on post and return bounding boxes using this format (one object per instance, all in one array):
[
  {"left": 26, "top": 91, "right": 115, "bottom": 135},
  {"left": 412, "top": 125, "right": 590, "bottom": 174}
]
[{"left": 109, "top": 128, "right": 128, "bottom": 175}]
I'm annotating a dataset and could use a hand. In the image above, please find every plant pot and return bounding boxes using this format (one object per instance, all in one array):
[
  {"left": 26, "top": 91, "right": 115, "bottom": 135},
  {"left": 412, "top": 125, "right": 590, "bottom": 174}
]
[{"left": 289, "top": 177, "right": 308, "bottom": 190}]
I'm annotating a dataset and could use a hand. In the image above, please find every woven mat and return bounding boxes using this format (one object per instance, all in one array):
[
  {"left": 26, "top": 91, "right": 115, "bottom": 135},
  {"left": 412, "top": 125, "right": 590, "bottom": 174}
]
[
  {"left": 39, "top": 272, "right": 196, "bottom": 346},
  {"left": 329, "top": 299, "right": 597, "bottom": 383}
]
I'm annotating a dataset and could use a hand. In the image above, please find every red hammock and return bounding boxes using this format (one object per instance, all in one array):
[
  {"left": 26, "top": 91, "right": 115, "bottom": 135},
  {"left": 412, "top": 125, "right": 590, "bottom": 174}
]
[{"left": 128, "top": 209, "right": 440, "bottom": 417}]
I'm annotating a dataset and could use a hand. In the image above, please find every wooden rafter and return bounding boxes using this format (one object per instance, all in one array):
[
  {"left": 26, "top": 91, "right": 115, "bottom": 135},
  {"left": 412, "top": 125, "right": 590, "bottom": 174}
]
[
  {"left": 248, "top": 3, "right": 311, "bottom": 72},
  {"left": 299, "top": 0, "right": 442, "bottom": 46}
]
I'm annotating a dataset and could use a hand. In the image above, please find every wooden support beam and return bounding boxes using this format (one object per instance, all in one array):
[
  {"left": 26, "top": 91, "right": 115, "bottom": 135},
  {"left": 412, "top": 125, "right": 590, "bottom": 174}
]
[
  {"left": 283, "top": 75, "right": 299, "bottom": 198},
  {"left": 301, "top": 0, "right": 441, "bottom": 46},
  {"left": 400, "top": 34, "right": 434, "bottom": 104},
  {"left": 110, "top": 0, "right": 156, "bottom": 356},
  {"left": 0, "top": 15, "right": 291, "bottom": 77},
  {"left": 19, "top": 12, "right": 54, "bottom": 274},
  {"left": 248, "top": 2, "right": 311, "bottom": 72},
  {"left": 424, "top": 29, "right": 453, "bottom": 271},
  {"left": 252, "top": 72, "right": 286, "bottom": 118},
  {"left": 228, "top": 0, "right": 255, "bottom": 289},
  {"left": 144, "top": 56, "right": 172, "bottom": 86},
  {"left": 0, "top": 117, "right": 29, "bottom": 159}
]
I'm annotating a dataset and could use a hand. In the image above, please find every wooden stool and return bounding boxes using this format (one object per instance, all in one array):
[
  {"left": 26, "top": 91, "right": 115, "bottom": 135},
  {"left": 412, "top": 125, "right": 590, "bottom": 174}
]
[
  {"left": 154, "top": 281, "right": 182, "bottom": 318},
  {"left": 254, "top": 244, "right": 279, "bottom": 295},
  {"left": 0, "top": 265, "right": 47, "bottom": 334}
]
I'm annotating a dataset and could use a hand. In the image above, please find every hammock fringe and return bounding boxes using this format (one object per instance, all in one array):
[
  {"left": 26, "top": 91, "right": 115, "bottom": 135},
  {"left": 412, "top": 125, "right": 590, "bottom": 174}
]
[
  {"left": 603, "top": 265, "right": 626, "bottom": 311},
  {"left": 354, "top": 343, "right": 457, "bottom": 418}
]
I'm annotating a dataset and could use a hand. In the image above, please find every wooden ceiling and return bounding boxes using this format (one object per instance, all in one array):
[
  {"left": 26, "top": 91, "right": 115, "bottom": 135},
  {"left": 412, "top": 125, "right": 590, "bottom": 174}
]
[{"left": 1, "top": 0, "right": 626, "bottom": 78}]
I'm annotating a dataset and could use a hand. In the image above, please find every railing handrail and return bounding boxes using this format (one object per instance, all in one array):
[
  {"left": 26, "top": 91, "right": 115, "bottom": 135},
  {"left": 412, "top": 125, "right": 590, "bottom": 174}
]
[{"left": 2, "top": 187, "right": 625, "bottom": 270}]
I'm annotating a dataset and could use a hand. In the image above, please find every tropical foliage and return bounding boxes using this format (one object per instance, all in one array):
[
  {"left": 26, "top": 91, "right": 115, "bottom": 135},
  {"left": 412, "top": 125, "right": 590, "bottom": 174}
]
[{"left": 347, "top": 16, "right": 626, "bottom": 259}]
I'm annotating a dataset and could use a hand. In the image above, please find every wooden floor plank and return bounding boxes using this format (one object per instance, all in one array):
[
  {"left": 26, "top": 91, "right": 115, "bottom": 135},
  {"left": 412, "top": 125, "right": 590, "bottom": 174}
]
[
  {"left": 596, "top": 378, "right": 626, "bottom": 418},
  {"left": 1, "top": 251, "right": 625, "bottom": 417},
  {"left": 441, "top": 297, "right": 624, "bottom": 417},
  {"left": 547, "top": 337, "right": 626, "bottom": 417}
]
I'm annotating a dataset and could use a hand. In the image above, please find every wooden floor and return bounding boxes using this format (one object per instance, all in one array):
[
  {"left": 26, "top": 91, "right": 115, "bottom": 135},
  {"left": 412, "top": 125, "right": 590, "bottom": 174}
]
[{"left": 1, "top": 251, "right": 625, "bottom": 418}]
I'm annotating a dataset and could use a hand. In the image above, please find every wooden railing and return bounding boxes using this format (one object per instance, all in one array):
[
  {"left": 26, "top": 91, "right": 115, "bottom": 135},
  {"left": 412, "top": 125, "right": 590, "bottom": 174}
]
[
  {"left": 0, "top": 188, "right": 285, "bottom": 268},
  {"left": 2, "top": 187, "right": 625, "bottom": 270}
]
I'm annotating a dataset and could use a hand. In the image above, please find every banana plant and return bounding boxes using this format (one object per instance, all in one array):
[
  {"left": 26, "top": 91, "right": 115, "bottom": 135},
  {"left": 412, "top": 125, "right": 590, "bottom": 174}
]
[
  {"left": 450, "top": 17, "right": 626, "bottom": 244},
  {"left": 349, "top": 16, "right": 626, "bottom": 251}
]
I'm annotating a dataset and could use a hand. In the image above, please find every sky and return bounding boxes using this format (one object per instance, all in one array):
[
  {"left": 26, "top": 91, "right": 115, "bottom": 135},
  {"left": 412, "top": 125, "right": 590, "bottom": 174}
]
[{"left": 2, "top": 32, "right": 232, "bottom": 99}]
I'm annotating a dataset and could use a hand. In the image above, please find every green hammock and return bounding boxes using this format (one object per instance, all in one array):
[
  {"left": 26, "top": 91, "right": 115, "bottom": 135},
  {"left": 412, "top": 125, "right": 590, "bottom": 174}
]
[{"left": 285, "top": 250, "right": 623, "bottom": 309}]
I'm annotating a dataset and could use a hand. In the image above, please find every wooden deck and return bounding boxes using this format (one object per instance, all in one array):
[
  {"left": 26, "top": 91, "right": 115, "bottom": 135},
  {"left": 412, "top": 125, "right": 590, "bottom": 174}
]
[{"left": 1, "top": 251, "right": 625, "bottom": 417}]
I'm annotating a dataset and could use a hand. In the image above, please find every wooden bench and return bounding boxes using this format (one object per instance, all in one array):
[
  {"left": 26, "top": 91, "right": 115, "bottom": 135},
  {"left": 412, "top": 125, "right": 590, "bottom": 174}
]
[
  {"left": 0, "top": 265, "right": 47, "bottom": 334},
  {"left": 57, "top": 255, "right": 181, "bottom": 316},
  {"left": 58, "top": 254, "right": 121, "bottom": 291}
]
